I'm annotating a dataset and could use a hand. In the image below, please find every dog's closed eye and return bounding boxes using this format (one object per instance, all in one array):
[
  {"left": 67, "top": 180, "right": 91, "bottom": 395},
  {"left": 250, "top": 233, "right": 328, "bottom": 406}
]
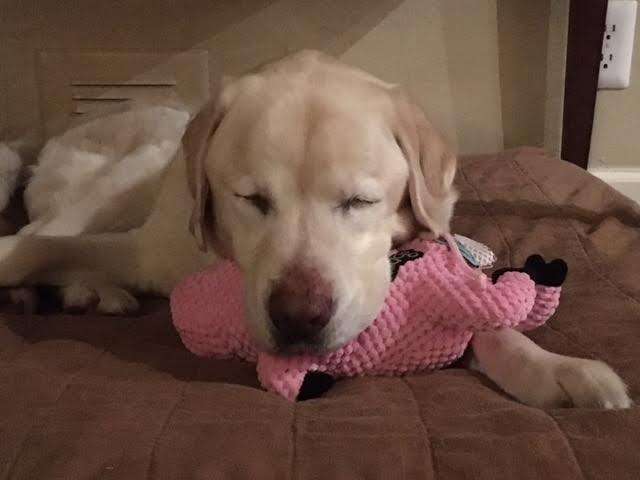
[
  {"left": 235, "top": 193, "right": 272, "bottom": 215},
  {"left": 339, "top": 196, "right": 380, "bottom": 213}
]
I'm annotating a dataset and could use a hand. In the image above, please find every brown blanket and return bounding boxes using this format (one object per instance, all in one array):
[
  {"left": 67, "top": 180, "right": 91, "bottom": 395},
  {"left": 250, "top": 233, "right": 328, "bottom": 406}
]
[{"left": 1, "top": 148, "right": 639, "bottom": 479}]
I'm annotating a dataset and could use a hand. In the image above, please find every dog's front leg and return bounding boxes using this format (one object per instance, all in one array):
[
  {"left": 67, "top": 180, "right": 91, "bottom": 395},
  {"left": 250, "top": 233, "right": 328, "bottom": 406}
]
[
  {"left": 0, "top": 232, "right": 147, "bottom": 314},
  {"left": 470, "top": 328, "right": 631, "bottom": 409}
]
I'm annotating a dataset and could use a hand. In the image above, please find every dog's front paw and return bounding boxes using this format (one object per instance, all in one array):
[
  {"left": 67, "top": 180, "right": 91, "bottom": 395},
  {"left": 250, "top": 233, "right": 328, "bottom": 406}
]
[
  {"left": 96, "top": 286, "right": 139, "bottom": 315},
  {"left": 473, "top": 330, "right": 630, "bottom": 410},
  {"left": 553, "top": 358, "right": 631, "bottom": 409},
  {"left": 522, "top": 357, "right": 632, "bottom": 409},
  {"left": 62, "top": 284, "right": 97, "bottom": 312},
  {"left": 61, "top": 283, "right": 139, "bottom": 315},
  {"left": 0, "top": 287, "right": 39, "bottom": 314}
]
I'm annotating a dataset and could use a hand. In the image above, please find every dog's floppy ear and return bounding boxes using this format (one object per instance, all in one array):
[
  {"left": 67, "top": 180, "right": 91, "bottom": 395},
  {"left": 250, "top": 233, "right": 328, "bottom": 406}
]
[
  {"left": 183, "top": 83, "right": 234, "bottom": 252},
  {"left": 391, "top": 89, "right": 458, "bottom": 237}
]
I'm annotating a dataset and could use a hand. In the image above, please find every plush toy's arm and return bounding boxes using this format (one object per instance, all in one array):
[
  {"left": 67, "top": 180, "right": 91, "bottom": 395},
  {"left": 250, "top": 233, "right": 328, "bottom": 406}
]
[
  {"left": 171, "top": 262, "right": 258, "bottom": 361},
  {"left": 450, "top": 271, "right": 537, "bottom": 331},
  {"left": 517, "top": 284, "right": 562, "bottom": 331},
  {"left": 256, "top": 352, "right": 314, "bottom": 401},
  {"left": 491, "top": 255, "right": 567, "bottom": 331}
]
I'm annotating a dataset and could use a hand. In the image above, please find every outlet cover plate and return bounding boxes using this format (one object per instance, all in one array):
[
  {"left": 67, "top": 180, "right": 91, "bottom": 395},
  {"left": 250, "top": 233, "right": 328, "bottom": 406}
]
[{"left": 599, "top": 0, "right": 637, "bottom": 89}]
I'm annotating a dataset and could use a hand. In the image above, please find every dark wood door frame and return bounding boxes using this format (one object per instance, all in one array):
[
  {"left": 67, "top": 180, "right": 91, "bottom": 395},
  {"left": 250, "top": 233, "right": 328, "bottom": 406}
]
[{"left": 561, "top": 0, "right": 608, "bottom": 168}]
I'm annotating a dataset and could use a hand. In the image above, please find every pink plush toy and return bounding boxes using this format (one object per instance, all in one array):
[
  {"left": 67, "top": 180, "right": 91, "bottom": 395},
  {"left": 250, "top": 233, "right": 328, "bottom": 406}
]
[{"left": 170, "top": 235, "right": 567, "bottom": 401}]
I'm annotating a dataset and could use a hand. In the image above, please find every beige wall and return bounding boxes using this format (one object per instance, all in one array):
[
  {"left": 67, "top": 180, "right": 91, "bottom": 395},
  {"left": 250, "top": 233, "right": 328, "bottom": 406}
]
[
  {"left": 0, "top": 0, "right": 505, "bottom": 159},
  {"left": 498, "top": 0, "right": 550, "bottom": 150},
  {"left": 340, "top": 0, "right": 503, "bottom": 154},
  {"left": 590, "top": 6, "right": 640, "bottom": 168},
  {"left": 1, "top": 0, "right": 568, "bottom": 161},
  {"left": 497, "top": 0, "right": 568, "bottom": 158}
]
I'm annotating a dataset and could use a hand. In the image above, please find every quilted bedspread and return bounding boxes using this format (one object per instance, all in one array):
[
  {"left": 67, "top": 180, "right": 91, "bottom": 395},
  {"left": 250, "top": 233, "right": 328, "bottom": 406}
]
[{"left": 1, "top": 148, "right": 639, "bottom": 479}]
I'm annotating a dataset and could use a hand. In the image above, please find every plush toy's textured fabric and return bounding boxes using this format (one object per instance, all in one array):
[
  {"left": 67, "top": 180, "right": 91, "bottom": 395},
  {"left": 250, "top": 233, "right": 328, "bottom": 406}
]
[{"left": 171, "top": 236, "right": 562, "bottom": 401}]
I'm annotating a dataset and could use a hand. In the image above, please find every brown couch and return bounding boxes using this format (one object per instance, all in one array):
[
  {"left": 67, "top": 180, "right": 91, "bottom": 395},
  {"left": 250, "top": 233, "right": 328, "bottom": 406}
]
[{"left": 1, "top": 148, "right": 638, "bottom": 479}]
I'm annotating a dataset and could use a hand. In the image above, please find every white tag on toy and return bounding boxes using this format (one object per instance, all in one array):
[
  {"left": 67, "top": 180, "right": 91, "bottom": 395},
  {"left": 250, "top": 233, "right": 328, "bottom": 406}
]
[{"left": 439, "top": 234, "right": 496, "bottom": 269}]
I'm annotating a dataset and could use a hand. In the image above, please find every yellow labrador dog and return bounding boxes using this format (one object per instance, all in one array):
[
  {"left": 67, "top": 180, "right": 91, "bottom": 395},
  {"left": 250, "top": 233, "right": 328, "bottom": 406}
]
[{"left": 0, "top": 51, "right": 630, "bottom": 409}]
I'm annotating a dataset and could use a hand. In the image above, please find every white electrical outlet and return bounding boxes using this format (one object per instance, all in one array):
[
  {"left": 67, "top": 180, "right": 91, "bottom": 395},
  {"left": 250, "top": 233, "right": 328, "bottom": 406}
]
[{"left": 598, "top": 0, "right": 637, "bottom": 89}]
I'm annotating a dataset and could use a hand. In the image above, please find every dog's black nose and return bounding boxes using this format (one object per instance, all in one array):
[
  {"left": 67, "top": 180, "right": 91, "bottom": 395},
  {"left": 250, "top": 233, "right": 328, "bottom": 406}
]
[
  {"left": 269, "top": 304, "right": 332, "bottom": 343},
  {"left": 268, "top": 266, "right": 333, "bottom": 344}
]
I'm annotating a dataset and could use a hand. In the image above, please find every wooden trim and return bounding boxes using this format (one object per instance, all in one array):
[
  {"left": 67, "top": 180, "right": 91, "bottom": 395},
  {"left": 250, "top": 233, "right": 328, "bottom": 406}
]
[{"left": 561, "top": 0, "right": 608, "bottom": 168}]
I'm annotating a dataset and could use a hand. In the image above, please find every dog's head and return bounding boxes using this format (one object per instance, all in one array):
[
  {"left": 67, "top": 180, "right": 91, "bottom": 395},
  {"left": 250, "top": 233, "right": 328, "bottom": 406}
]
[{"left": 183, "top": 51, "right": 457, "bottom": 352}]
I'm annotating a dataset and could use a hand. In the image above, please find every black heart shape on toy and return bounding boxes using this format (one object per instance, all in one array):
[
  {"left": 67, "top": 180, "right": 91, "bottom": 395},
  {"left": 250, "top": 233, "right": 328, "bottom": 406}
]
[{"left": 492, "top": 255, "right": 568, "bottom": 287}]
